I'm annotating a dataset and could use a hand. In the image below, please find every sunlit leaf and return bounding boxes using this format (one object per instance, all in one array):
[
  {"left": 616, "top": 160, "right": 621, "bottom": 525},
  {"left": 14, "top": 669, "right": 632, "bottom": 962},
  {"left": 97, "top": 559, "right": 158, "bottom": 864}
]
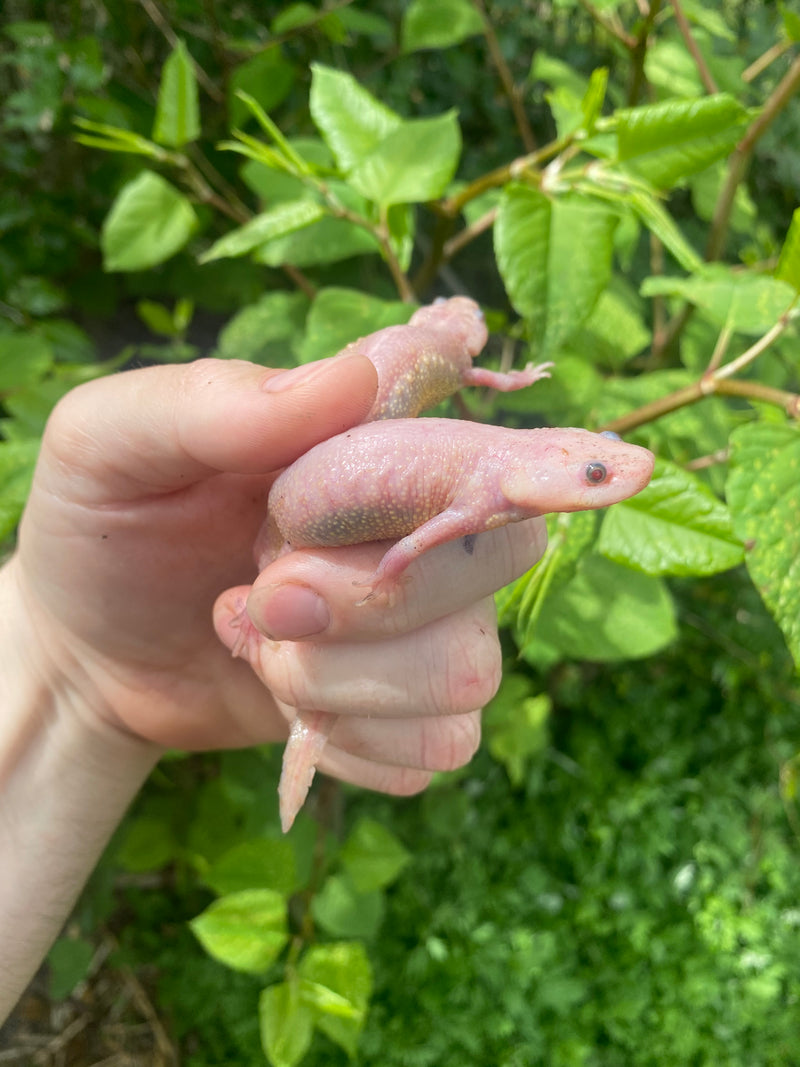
[
  {"left": 190, "top": 889, "right": 288, "bottom": 974},
  {"left": 727, "top": 422, "right": 800, "bottom": 668},
  {"left": 101, "top": 171, "right": 197, "bottom": 271},
  {"left": 495, "top": 184, "right": 618, "bottom": 358},
  {"left": 259, "top": 980, "right": 314, "bottom": 1067},
  {"left": 401, "top": 0, "right": 485, "bottom": 52},
  {"left": 599, "top": 459, "right": 744, "bottom": 577},
  {"left": 310, "top": 64, "right": 401, "bottom": 172},
  {"left": 153, "top": 39, "right": 200, "bottom": 147}
]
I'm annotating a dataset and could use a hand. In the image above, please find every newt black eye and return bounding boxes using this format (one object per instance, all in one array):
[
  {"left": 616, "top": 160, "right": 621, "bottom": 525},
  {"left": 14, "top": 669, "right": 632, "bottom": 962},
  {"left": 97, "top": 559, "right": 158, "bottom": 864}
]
[{"left": 585, "top": 461, "right": 608, "bottom": 484}]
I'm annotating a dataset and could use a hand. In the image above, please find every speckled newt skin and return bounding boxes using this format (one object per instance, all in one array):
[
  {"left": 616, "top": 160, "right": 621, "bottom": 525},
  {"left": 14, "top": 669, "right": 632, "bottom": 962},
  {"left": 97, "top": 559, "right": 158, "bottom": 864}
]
[
  {"left": 269, "top": 420, "right": 655, "bottom": 595},
  {"left": 246, "top": 296, "right": 652, "bottom": 832},
  {"left": 252, "top": 296, "right": 551, "bottom": 569},
  {"left": 352, "top": 295, "right": 552, "bottom": 421}
]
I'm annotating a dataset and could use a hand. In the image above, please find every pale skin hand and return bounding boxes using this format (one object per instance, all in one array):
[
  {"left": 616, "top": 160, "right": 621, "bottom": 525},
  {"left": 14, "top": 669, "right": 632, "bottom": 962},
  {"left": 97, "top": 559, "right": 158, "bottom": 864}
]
[{"left": 0, "top": 354, "right": 548, "bottom": 1021}]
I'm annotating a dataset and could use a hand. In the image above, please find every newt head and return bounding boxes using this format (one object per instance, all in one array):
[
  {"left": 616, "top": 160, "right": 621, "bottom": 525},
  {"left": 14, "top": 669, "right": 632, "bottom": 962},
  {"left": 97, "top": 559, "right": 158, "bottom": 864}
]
[
  {"left": 408, "top": 295, "right": 488, "bottom": 358},
  {"left": 499, "top": 428, "right": 655, "bottom": 515}
]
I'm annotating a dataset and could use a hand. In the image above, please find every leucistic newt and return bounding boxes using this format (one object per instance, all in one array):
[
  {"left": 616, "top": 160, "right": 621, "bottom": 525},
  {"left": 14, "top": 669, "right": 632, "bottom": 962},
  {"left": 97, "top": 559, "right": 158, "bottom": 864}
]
[
  {"left": 250, "top": 296, "right": 552, "bottom": 570},
  {"left": 352, "top": 295, "right": 553, "bottom": 422},
  {"left": 272, "top": 420, "right": 655, "bottom": 832},
  {"left": 237, "top": 296, "right": 551, "bottom": 830}
]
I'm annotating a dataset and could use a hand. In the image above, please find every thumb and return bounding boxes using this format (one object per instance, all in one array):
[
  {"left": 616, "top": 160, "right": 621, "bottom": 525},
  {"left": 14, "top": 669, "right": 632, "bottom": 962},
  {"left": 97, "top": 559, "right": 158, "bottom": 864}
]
[{"left": 40, "top": 355, "right": 378, "bottom": 502}]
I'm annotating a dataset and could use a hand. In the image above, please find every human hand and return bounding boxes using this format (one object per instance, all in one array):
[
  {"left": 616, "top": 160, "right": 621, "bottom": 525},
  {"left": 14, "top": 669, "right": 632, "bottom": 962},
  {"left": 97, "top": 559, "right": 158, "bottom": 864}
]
[{"left": 9, "top": 354, "right": 547, "bottom": 795}]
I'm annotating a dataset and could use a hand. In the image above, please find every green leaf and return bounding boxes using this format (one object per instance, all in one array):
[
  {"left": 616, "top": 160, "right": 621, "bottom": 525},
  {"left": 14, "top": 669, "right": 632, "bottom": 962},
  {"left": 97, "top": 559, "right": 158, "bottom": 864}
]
[
  {"left": 337, "top": 7, "right": 393, "bottom": 42},
  {"left": 497, "top": 510, "right": 599, "bottom": 650},
  {"left": 494, "top": 185, "right": 618, "bottom": 358},
  {"left": 200, "top": 200, "right": 326, "bottom": 264},
  {"left": 401, "top": 0, "right": 485, "bottom": 52},
  {"left": 598, "top": 459, "right": 744, "bottom": 577},
  {"left": 137, "top": 299, "right": 179, "bottom": 338},
  {"left": 297, "top": 288, "right": 412, "bottom": 363},
  {"left": 240, "top": 141, "right": 333, "bottom": 203},
  {"left": 776, "top": 207, "right": 800, "bottom": 293},
  {"left": 259, "top": 980, "right": 314, "bottom": 1067},
  {"left": 385, "top": 203, "right": 416, "bottom": 271},
  {"left": 349, "top": 110, "right": 462, "bottom": 206},
  {"left": 581, "top": 67, "right": 608, "bottom": 133},
  {"left": 229, "top": 47, "right": 295, "bottom": 127},
  {"left": 520, "top": 554, "right": 678, "bottom": 664},
  {"left": 483, "top": 676, "right": 551, "bottom": 786},
  {"left": 256, "top": 211, "right": 381, "bottom": 268},
  {"left": 310, "top": 64, "right": 402, "bottom": 173},
  {"left": 727, "top": 422, "right": 800, "bottom": 668},
  {"left": 299, "top": 979, "right": 361, "bottom": 1021},
  {"left": 272, "top": 3, "right": 317, "bottom": 34},
  {"left": 65, "top": 35, "right": 106, "bottom": 92},
  {"left": 251, "top": 181, "right": 380, "bottom": 268},
  {"left": 582, "top": 284, "right": 652, "bottom": 366},
  {"left": 73, "top": 118, "right": 165, "bottom": 159},
  {"left": 340, "top": 818, "right": 411, "bottom": 892},
  {"left": 641, "top": 266, "right": 797, "bottom": 336},
  {"left": 311, "top": 875, "right": 384, "bottom": 939},
  {"left": 0, "top": 439, "right": 40, "bottom": 540},
  {"left": 616, "top": 94, "right": 749, "bottom": 189},
  {"left": 781, "top": 2, "right": 800, "bottom": 42},
  {"left": 530, "top": 51, "right": 590, "bottom": 99},
  {"left": 117, "top": 814, "right": 177, "bottom": 872},
  {"left": 204, "top": 838, "right": 298, "bottom": 897},
  {"left": 690, "top": 160, "right": 756, "bottom": 235},
  {"left": 47, "top": 936, "right": 94, "bottom": 1000},
  {"left": 680, "top": 0, "right": 737, "bottom": 42},
  {"left": 216, "top": 290, "right": 309, "bottom": 365},
  {"left": 190, "top": 888, "right": 288, "bottom": 974},
  {"left": 0, "top": 332, "right": 53, "bottom": 391},
  {"left": 627, "top": 187, "right": 703, "bottom": 272},
  {"left": 641, "top": 39, "right": 700, "bottom": 100},
  {"left": 299, "top": 942, "right": 372, "bottom": 1057},
  {"left": 101, "top": 171, "right": 198, "bottom": 272},
  {"left": 7, "top": 275, "right": 67, "bottom": 316},
  {"left": 153, "top": 39, "right": 200, "bottom": 148}
]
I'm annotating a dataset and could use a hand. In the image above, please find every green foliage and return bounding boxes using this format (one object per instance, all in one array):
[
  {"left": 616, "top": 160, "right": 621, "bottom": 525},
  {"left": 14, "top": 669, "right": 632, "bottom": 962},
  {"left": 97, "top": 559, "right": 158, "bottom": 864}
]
[
  {"left": 4, "top": 1, "right": 800, "bottom": 1062},
  {"left": 727, "top": 422, "right": 800, "bottom": 665}
]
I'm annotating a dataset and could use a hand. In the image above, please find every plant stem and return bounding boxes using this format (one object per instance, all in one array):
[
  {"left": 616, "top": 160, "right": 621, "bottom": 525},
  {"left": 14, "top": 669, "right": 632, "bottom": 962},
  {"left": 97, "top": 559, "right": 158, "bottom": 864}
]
[
  {"left": 602, "top": 311, "right": 798, "bottom": 434},
  {"left": 743, "top": 39, "right": 792, "bottom": 83},
  {"left": 658, "top": 50, "right": 800, "bottom": 352},
  {"left": 378, "top": 208, "right": 416, "bottom": 302},
  {"left": 472, "top": 0, "right": 537, "bottom": 152},
  {"left": 578, "top": 0, "right": 638, "bottom": 49},
  {"left": 669, "top": 0, "right": 718, "bottom": 94},
  {"left": 136, "top": 0, "right": 223, "bottom": 101},
  {"left": 275, "top": 168, "right": 414, "bottom": 302},
  {"left": 712, "top": 313, "right": 793, "bottom": 381},
  {"left": 628, "top": 0, "right": 663, "bottom": 106},
  {"left": 602, "top": 377, "right": 800, "bottom": 435},
  {"left": 706, "top": 52, "right": 800, "bottom": 261},
  {"left": 443, "top": 206, "right": 498, "bottom": 261},
  {"left": 439, "top": 136, "right": 568, "bottom": 219}
]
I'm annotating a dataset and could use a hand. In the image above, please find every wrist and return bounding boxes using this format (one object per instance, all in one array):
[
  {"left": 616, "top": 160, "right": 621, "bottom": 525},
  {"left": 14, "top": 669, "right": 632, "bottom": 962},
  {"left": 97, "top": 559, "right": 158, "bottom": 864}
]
[{"left": 0, "top": 555, "right": 160, "bottom": 1022}]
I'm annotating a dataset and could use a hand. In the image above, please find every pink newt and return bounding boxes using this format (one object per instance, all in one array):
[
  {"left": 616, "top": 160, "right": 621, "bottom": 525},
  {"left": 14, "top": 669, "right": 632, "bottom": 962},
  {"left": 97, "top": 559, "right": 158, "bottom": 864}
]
[
  {"left": 251, "top": 296, "right": 551, "bottom": 570},
  {"left": 354, "top": 295, "right": 552, "bottom": 421},
  {"left": 274, "top": 420, "right": 654, "bottom": 831}
]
